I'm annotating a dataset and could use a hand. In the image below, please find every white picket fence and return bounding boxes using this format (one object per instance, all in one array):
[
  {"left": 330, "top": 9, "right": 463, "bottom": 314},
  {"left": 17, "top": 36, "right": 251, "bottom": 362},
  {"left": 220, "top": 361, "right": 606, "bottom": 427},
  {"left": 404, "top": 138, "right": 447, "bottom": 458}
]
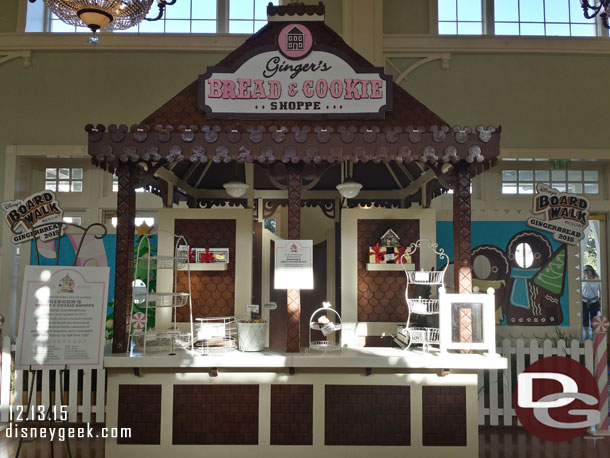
[
  {"left": 0, "top": 336, "right": 105, "bottom": 423},
  {"left": 478, "top": 338, "right": 594, "bottom": 426}
]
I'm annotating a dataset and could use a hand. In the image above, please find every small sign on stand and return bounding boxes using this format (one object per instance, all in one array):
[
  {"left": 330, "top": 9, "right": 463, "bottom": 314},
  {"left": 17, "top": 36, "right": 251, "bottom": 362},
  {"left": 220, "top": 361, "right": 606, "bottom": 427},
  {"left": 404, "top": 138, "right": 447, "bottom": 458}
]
[{"left": 274, "top": 240, "right": 313, "bottom": 289}]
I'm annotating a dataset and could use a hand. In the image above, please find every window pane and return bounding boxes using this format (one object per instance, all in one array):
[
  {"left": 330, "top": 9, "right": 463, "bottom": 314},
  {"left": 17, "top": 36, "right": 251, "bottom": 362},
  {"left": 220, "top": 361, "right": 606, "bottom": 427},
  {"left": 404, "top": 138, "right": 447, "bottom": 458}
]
[
  {"left": 567, "top": 170, "right": 582, "bottom": 181},
  {"left": 165, "top": 20, "right": 191, "bottom": 33},
  {"left": 502, "top": 183, "right": 517, "bottom": 194},
  {"left": 495, "top": 22, "right": 521, "bottom": 34},
  {"left": 545, "top": 0, "right": 570, "bottom": 23},
  {"left": 71, "top": 181, "right": 83, "bottom": 192},
  {"left": 520, "top": 0, "right": 545, "bottom": 22},
  {"left": 552, "top": 183, "right": 566, "bottom": 192},
  {"left": 519, "top": 183, "right": 534, "bottom": 194},
  {"left": 520, "top": 23, "right": 546, "bottom": 35},
  {"left": 535, "top": 170, "right": 550, "bottom": 181},
  {"left": 458, "top": 0, "right": 482, "bottom": 21},
  {"left": 112, "top": 182, "right": 119, "bottom": 193},
  {"left": 58, "top": 181, "right": 70, "bottom": 192},
  {"left": 438, "top": 0, "right": 457, "bottom": 21},
  {"left": 584, "top": 183, "right": 599, "bottom": 194},
  {"left": 46, "top": 168, "right": 57, "bottom": 179},
  {"left": 192, "top": 20, "right": 216, "bottom": 33},
  {"left": 229, "top": 20, "right": 254, "bottom": 33},
  {"left": 495, "top": 0, "right": 519, "bottom": 21},
  {"left": 546, "top": 23, "right": 571, "bottom": 36},
  {"left": 551, "top": 170, "right": 566, "bottom": 181},
  {"left": 457, "top": 21, "right": 482, "bottom": 34},
  {"left": 502, "top": 170, "right": 517, "bottom": 181},
  {"left": 254, "top": 20, "right": 267, "bottom": 32},
  {"left": 58, "top": 168, "right": 70, "bottom": 179},
  {"left": 438, "top": 22, "right": 458, "bottom": 34},
  {"left": 71, "top": 168, "right": 83, "bottom": 179},
  {"left": 567, "top": 183, "right": 582, "bottom": 193},
  {"left": 45, "top": 181, "right": 57, "bottom": 192},
  {"left": 571, "top": 24, "right": 596, "bottom": 36},
  {"left": 255, "top": 0, "right": 275, "bottom": 20},
  {"left": 584, "top": 170, "right": 598, "bottom": 181},
  {"left": 138, "top": 20, "right": 165, "bottom": 33},
  {"left": 230, "top": 0, "right": 254, "bottom": 20},
  {"left": 165, "top": 0, "right": 192, "bottom": 19},
  {"left": 193, "top": 0, "right": 217, "bottom": 19},
  {"left": 51, "top": 20, "right": 76, "bottom": 32},
  {"left": 519, "top": 170, "right": 533, "bottom": 181}
]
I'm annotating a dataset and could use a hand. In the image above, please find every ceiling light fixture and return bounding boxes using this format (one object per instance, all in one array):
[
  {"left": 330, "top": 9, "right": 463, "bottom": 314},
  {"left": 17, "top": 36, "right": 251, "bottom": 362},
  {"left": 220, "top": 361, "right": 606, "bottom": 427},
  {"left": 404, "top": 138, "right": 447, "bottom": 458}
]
[
  {"left": 580, "top": 1, "right": 610, "bottom": 28},
  {"left": 28, "top": 0, "right": 176, "bottom": 43},
  {"left": 336, "top": 180, "right": 362, "bottom": 199},
  {"left": 223, "top": 181, "right": 249, "bottom": 198}
]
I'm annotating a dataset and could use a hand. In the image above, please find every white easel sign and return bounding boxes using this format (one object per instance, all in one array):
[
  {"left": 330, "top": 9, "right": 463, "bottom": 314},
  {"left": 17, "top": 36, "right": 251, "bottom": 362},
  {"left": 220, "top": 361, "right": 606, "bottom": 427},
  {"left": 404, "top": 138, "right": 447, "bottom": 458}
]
[
  {"left": 274, "top": 240, "right": 313, "bottom": 290},
  {"left": 16, "top": 266, "right": 109, "bottom": 370}
]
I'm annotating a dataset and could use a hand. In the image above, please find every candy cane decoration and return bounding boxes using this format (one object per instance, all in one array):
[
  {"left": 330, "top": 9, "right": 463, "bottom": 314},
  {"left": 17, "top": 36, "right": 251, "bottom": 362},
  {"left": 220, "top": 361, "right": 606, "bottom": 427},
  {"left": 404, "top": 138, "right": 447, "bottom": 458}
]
[{"left": 592, "top": 315, "right": 609, "bottom": 432}]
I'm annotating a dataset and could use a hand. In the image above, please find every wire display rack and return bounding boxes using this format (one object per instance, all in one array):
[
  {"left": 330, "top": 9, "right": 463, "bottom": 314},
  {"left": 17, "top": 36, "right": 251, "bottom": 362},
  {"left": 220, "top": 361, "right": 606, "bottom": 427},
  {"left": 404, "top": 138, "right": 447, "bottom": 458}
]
[
  {"left": 401, "top": 239, "right": 448, "bottom": 352},
  {"left": 308, "top": 306, "right": 342, "bottom": 353},
  {"left": 128, "top": 232, "right": 194, "bottom": 354}
]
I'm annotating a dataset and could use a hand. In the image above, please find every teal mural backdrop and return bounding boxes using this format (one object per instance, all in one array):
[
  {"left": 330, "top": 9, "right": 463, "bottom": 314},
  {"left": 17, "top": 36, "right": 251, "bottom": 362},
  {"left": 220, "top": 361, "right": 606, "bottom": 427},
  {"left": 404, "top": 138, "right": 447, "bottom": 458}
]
[
  {"left": 30, "top": 233, "right": 158, "bottom": 341},
  {"left": 436, "top": 221, "right": 569, "bottom": 327}
]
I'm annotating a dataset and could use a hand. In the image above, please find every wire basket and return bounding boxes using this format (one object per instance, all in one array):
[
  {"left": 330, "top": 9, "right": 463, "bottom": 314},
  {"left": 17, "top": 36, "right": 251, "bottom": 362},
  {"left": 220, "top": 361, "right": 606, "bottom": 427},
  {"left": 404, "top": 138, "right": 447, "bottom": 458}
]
[
  {"left": 407, "top": 327, "right": 440, "bottom": 344},
  {"left": 407, "top": 298, "right": 439, "bottom": 315},
  {"left": 132, "top": 292, "right": 189, "bottom": 307},
  {"left": 406, "top": 270, "right": 446, "bottom": 285},
  {"left": 131, "top": 331, "right": 191, "bottom": 352},
  {"left": 192, "top": 317, "right": 237, "bottom": 355}
]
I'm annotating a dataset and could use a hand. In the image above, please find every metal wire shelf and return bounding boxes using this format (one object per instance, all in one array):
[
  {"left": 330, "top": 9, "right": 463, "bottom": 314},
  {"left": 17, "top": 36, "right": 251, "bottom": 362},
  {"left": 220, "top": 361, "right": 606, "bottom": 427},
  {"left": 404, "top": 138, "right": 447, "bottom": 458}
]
[
  {"left": 406, "top": 298, "right": 439, "bottom": 315},
  {"left": 132, "top": 292, "right": 189, "bottom": 307}
]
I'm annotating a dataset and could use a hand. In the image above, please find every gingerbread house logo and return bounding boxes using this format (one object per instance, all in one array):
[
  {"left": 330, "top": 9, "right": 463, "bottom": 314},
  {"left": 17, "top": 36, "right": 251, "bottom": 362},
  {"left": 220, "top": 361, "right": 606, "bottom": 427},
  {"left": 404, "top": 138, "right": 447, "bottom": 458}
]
[
  {"left": 278, "top": 23, "right": 313, "bottom": 59},
  {"left": 286, "top": 26, "right": 305, "bottom": 51},
  {"left": 57, "top": 274, "right": 75, "bottom": 294}
]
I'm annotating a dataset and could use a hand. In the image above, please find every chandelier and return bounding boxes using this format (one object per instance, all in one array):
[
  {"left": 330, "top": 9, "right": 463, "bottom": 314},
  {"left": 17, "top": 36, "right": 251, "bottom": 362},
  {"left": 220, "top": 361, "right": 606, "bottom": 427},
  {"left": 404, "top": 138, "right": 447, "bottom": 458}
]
[
  {"left": 28, "top": 0, "right": 176, "bottom": 42},
  {"left": 581, "top": 0, "right": 610, "bottom": 28}
]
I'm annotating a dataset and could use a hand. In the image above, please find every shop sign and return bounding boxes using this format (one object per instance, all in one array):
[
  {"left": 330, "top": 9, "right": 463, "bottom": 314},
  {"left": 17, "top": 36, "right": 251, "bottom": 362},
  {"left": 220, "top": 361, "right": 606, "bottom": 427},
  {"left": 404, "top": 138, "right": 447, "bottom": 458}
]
[
  {"left": 1, "top": 190, "right": 64, "bottom": 244},
  {"left": 274, "top": 239, "right": 313, "bottom": 289},
  {"left": 527, "top": 183, "right": 589, "bottom": 245},
  {"left": 198, "top": 23, "right": 392, "bottom": 119},
  {"left": 16, "top": 266, "right": 109, "bottom": 369}
]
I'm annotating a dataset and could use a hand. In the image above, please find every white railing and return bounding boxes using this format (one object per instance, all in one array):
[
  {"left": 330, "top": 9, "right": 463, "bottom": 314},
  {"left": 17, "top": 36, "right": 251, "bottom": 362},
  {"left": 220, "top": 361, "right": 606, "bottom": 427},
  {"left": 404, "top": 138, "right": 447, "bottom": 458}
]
[
  {"left": 0, "top": 336, "right": 105, "bottom": 423},
  {"left": 478, "top": 338, "right": 594, "bottom": 426}
]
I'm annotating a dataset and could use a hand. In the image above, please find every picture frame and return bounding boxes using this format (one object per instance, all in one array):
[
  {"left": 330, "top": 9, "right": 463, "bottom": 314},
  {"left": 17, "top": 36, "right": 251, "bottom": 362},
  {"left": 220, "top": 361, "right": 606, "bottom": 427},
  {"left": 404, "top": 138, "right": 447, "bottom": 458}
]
[{"left": 439, "top": 287, "right": 497, "bottom": 355}]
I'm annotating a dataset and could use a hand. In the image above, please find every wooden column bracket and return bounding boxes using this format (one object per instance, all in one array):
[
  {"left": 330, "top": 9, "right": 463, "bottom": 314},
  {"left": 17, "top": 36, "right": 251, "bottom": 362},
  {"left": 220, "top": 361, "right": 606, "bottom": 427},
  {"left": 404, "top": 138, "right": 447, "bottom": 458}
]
[
  {"left": 113, "top": 163, "right": 136, "bottom": 353},
  {"left": 286, "top": 165, "right": 302, "bottom": 353}
]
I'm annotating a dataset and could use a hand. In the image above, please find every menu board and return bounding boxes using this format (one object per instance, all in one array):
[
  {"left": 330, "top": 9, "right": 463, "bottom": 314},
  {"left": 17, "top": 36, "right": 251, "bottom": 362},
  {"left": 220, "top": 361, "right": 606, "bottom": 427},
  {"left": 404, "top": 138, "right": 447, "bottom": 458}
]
[
  {"left": 274, "top": 240, "right": 313, "bottom": 290},
  {"left": 16, "top": 266, "right": 109, "bottom": 369}
]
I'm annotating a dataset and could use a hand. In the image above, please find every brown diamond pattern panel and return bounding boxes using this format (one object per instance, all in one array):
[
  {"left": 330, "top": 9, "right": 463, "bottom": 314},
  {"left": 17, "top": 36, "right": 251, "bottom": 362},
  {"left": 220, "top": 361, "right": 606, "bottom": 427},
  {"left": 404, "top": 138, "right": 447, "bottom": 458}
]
[
  {"left": 286, "top": 166, "right": 302, "bottom": 352},
  {"left": 422, "top": 386, "right": 466, "bottom": 446},
  {"left": 271, "top": 385, "right": 313, "bottom": 445},
  {"left": 453, "top": 161, "right": 473, "bottom": 295},
  {"left": 117, "top": 385, "right": 161, "bottom": 444},
  {"left": 174, "top": 219, "right": 236, "bottom": 321},
  {"left": 357, "top": 219, "right": 420, "bottom": 322},
  {"left": 113, "top": 163, "right": 136, "bottom": 353},
  {"left": 325, "top": 385, "right": 410, "bottom": 446},
  {"left": 173, "top": 385, "right": 259, "bottom": 445}
]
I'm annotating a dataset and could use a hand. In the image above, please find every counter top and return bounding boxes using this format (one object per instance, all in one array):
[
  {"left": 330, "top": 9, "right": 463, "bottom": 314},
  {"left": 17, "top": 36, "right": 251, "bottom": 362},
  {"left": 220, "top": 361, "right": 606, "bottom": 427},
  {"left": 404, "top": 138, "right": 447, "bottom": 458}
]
[{"left": 104, "top": 346, "right": 507, "bottom": 370}]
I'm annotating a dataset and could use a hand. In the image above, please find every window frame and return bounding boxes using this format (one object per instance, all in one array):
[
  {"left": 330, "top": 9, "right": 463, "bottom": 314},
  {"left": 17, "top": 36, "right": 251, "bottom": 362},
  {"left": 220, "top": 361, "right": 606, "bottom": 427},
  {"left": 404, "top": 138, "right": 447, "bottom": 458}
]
[{"left": 437, "top": 0, "right": 607, "bottom": 37}]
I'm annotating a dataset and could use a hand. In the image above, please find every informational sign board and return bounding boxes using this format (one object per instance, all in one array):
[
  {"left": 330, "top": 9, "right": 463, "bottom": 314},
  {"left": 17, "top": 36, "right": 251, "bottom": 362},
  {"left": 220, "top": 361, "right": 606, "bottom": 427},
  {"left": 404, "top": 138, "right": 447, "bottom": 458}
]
[
  {"left": 1, "top": 190, "right": 64, "bottom": 244},
  {"left": 527, "top": 183, "right": 590, "bottom": 245},
  {"left": 274, "top": 240, "right": 314, "bottom": 289},
  {"left": 16, "top": 266, "right": 109, "bottom": 369},
  {"left": 198, "top": 23, "right": 392, "bottom": 119}
]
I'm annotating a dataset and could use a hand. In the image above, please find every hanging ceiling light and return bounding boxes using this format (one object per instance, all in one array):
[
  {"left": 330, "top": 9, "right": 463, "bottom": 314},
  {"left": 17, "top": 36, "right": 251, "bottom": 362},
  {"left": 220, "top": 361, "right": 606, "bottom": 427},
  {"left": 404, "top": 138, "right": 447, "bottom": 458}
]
[
  {"left": 223, "top": 181, "right": 249, "bottom": 198},
  {"left": 580, "top": 1, "right": 610, "bottom": 28},
  {"left": 28, "top": 0, "right": 176, "bottom": 43},
  {"left": 336, "top": 180, "right": 362, "bottom": 199}
]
